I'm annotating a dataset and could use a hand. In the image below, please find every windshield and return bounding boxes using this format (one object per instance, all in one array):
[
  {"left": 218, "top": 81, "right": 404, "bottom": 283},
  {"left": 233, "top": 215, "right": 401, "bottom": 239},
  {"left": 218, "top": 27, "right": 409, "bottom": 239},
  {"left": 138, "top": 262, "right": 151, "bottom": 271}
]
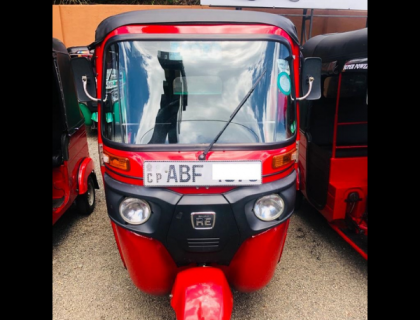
[{"left": 102, "top": 40, "right": 295, "bottom": 145}]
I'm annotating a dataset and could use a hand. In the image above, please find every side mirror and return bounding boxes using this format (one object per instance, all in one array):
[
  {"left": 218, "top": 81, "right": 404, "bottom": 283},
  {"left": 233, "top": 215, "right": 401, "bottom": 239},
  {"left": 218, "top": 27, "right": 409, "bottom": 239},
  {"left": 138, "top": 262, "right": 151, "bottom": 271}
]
[
  {"left": 299, "top": 57, "right": 321, "bottom": 100},
  {"left": 70, "top": 57, "right": 98, "bottom": 102}
]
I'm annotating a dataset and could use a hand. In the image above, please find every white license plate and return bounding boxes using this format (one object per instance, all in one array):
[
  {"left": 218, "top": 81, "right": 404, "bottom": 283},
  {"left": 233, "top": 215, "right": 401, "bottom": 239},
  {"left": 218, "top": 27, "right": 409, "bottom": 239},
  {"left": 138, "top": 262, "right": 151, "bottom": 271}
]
[{"left": 143, "top": 161, "right": 262, "bottom": 187}]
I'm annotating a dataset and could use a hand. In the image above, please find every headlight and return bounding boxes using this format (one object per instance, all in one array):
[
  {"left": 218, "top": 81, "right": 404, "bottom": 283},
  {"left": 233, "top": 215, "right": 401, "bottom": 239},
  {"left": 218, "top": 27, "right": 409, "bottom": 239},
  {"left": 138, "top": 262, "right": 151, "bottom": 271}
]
[
  {"left": 253, "top": 194, "right": 285, "bottom": 221},
  {"left": 119, "top": 198, "right": 151, "bottom": 225}
]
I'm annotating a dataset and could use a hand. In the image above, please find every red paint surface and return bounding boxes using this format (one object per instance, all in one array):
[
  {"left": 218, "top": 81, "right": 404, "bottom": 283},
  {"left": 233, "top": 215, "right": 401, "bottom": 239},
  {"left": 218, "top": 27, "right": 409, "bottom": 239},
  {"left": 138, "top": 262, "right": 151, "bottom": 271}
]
[
  {"left": 102, "top": 146, "right": 296, "bottom": 189},
  {"left": 299, "top": 155, "right": 367, "bottom": 259},
  {"left": 77, "top": 157, "right": 95, "bottom": 194},
  {"left": 321, "top": 157, "right": 367, "bottom": 222},
  {"left": 112, "top": 221, "right": 290, "bottom": 295},
  {"left": 171, "top": 267, "right": 233, "bottom": 320},
  {"left": 53, "top": 126, "right": 91, "bottom": 225},
  {"left": 218, "top": 221, "right": 290, "bottom": 292},
  {"left": 327, "top": 157, "right": 367, "bottom": 260},
  {"left": 113, "top": 223, "right": 178, "bottom": 295},
  {"left": 110, "top": 221, "right": 127, "bottom": 268},
  {"left": 53, "top": 163, "right": 73, "bottom": 225},
  {"left": 298, "top": 122, "right": 367, "bottom": 259}
]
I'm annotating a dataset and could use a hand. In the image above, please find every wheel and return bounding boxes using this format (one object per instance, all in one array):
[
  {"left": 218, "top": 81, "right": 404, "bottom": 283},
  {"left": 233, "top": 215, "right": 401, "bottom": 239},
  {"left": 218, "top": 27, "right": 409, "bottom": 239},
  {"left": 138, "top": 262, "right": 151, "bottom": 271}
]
[
  {"left": 294, "top": 190, "right": 304, "bottom": 211},
  {"left": 76, "top": 175, "right": 96, "bottom": 216}
]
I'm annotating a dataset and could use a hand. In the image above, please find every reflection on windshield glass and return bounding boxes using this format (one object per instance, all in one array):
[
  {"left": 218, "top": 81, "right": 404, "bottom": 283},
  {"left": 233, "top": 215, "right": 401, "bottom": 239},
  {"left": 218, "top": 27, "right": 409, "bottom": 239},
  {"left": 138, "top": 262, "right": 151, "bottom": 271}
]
[{"left": 102, "top": 40, "right": 295, "bottom": 145}]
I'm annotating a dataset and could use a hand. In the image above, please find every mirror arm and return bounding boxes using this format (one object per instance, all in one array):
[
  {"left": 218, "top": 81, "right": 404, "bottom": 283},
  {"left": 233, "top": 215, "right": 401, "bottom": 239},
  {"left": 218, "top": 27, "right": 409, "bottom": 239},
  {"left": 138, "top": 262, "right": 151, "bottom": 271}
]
[
  {"left": 295, "top": 77, "right": 314, "bottom": 101},
  {"left": 82, "top": 76, "right": 106, "bottom": 102}
]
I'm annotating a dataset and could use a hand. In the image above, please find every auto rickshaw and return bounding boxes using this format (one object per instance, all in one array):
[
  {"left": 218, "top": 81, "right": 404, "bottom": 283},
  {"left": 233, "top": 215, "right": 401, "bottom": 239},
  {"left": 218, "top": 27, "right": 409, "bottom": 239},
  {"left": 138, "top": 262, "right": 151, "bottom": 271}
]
[
  {"left": 297, "top": 28, "right": 367, "bottom": 259},
  {"left": 78, "top": 9, "right": 321, "bottom": 319},
  {"left": 52, "top": 38, "right": 100, "bottom": 225}
]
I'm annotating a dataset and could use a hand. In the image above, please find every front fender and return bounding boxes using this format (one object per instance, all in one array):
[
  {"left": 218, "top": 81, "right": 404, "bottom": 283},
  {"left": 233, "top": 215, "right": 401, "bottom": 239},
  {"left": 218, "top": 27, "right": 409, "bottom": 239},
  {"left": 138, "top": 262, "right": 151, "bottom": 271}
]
[
  {"left": 171, "top": 267, "right": 233, "bottom": 320},
  {"left": 77, "top": 157, "right": 97, "bottom": 194}
]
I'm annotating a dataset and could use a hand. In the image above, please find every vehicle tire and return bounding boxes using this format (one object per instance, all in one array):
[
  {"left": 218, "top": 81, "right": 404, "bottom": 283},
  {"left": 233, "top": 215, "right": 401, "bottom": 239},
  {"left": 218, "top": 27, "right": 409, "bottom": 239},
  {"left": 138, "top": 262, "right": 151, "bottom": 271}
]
[
  {"left": 76, "top": 175, "right": 96, "bottom": 216},
  {"left": 294, "top": 190, "right": 304, "bottom": 211}
]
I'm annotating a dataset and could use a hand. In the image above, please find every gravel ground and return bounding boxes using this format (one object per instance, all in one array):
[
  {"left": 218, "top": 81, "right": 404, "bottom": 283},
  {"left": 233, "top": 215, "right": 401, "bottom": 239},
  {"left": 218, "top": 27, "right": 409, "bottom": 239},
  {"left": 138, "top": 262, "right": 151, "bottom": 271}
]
[{"left": 52, "top": 128, "right": 368, "bottom": 320}]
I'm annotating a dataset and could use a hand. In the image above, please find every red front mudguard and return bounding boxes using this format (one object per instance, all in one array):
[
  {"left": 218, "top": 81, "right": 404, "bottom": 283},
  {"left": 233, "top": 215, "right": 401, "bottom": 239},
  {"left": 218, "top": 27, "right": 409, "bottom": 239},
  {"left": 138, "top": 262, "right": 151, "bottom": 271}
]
[{"left": 170, "top": 267, "right": 233, "bottom": 320}]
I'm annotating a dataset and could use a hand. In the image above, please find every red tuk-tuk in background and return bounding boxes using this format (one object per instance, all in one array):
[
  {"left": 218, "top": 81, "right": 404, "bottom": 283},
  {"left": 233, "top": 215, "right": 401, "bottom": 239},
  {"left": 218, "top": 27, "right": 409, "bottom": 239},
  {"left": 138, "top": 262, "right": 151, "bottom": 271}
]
[
  {"left": 53, "top": 38, "right": 100, "bottom": 225},
  {"left": 79, "top": 9, "right": 321, "bottom": 319},
  {"left": 297, "top": 28, "right": 367, "bottom": 259}
]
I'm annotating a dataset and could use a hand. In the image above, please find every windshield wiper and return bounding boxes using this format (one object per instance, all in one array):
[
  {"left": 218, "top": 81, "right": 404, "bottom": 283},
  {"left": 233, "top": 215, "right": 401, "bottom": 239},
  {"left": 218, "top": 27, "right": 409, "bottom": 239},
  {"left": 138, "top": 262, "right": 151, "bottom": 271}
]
[{"left": 198, "top": 68, "right": 267, "bottom": 160}]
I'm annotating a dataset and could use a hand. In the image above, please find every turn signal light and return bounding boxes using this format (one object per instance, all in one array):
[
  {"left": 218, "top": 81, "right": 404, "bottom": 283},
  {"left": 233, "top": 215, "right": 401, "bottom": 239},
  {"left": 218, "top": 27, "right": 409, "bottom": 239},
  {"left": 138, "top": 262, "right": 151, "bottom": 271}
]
[
  {"left": 103, "top": 151, "right": 130, "bottom": 171},
  {"left": 272, "top": 149, "right": 297, "bottom": 169}
]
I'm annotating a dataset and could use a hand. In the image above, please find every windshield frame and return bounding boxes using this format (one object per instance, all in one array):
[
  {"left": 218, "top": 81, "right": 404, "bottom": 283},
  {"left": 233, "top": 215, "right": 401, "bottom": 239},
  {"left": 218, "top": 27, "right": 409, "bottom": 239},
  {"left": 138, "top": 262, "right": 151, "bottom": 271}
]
[{"left": 100, "top": 33, "right": 297, "bottom": 152}]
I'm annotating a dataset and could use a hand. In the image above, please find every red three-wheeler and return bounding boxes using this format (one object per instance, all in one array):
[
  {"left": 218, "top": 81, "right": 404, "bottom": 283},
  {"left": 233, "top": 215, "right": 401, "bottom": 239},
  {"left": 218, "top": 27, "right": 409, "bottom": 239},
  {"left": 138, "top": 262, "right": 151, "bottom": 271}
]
[
  {"left": 52, "top": 38, "right": 100, "bottom": 225},
  {"left": 80, "top": 9, "right": 321, "bottom": 319},
  {"left": 297, "top": 28, "right": 368, "bottom": 259}
]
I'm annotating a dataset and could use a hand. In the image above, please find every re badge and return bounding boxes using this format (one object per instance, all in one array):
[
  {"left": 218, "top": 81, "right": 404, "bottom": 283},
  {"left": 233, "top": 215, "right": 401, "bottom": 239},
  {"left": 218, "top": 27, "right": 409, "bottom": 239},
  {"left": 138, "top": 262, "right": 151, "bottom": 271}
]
[{"left": 191, "top": 212, "right": 216, "bottom": 230}]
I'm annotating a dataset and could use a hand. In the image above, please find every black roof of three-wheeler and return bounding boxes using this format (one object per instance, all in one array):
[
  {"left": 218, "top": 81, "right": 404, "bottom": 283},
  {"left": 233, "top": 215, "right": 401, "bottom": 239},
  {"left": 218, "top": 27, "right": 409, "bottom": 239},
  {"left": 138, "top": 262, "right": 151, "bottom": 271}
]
[
  {"left": 53, "top": 37, "right": 68, "bottom": 54},
  {"left": 52, "top": 38, "right": 85, "bottom": 131},
  {"left": 301, "top": 28, "right": 367, "bottom": 63},
  {"left": 93, "top": 9, "right": 299, "bottom": 45}
]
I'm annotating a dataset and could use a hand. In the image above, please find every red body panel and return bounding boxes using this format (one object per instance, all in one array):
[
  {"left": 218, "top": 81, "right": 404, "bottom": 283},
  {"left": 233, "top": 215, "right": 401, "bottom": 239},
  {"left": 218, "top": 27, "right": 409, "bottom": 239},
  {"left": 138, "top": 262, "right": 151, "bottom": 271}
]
[
  {"left": 77, "top": 157, "right": 95, "bottom": 195},
  {"left": 171, "top": 267, "right": 233, "bottom": 320},
  {"left": 324, "top": 157, "right": 367, "bottom": 222},
  {"left": 53, "top": 164, "right": 73, "bottom": 225},
  {"left": 299, "top": 143, "right": 367, "bottom": 259},
  {"left": 53, "top": 126, "right": 91, "bottom": 224},
  {"left": 110, "top": 221, "right": 127, "bottom": 268},
  {"left": 217, "top": 222, "right": 289, "bottom": 292},
  {"left": 112, "top": 221, "right": 289, "bottom": 295},
  {"left": 113, "top": 222, "right": 178, "bottom": 295},
  {"left": 103, "top": 147, "right": 295, "bottom": 190}
]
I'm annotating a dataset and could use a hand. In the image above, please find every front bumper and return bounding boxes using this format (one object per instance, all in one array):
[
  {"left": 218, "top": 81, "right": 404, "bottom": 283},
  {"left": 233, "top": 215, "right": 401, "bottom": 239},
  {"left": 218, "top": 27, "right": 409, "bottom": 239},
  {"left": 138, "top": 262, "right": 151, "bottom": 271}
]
[{"left": 104, "top": 170, "right": 296, "bottom": 266}]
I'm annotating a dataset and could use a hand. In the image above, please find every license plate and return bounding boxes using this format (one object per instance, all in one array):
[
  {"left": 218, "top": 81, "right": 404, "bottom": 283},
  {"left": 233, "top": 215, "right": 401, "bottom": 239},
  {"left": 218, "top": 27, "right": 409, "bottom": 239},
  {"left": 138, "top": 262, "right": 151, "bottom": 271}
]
[{"left": 143, "top": 161, "right": 262, "bottom": 187}]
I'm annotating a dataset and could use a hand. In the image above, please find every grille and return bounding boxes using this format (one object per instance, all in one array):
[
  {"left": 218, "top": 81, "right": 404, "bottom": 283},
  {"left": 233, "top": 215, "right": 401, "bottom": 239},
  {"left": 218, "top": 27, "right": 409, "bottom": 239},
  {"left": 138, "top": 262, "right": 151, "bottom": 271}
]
[{"left": 187, "top": 238, "right": 220, "bottom": 252}]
